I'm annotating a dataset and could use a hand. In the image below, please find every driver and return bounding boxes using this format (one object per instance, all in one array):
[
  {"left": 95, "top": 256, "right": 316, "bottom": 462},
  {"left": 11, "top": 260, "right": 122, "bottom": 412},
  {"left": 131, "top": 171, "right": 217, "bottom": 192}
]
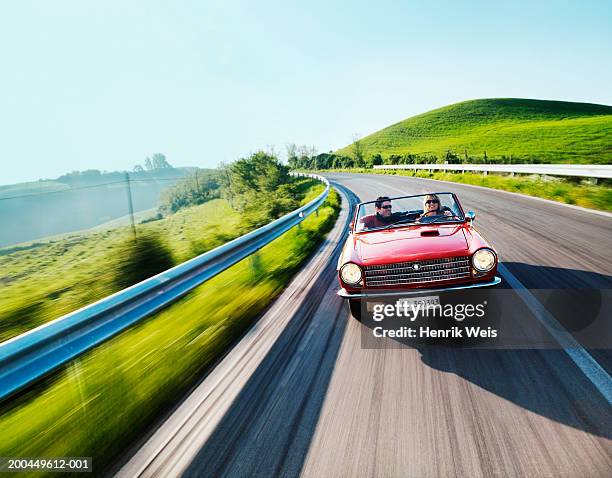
[
  {"left": 360, "top": 196, "right": 408, "bottom": 229},
  {"left": 419, "top": 194, "right": 452, "bottom": 219}
]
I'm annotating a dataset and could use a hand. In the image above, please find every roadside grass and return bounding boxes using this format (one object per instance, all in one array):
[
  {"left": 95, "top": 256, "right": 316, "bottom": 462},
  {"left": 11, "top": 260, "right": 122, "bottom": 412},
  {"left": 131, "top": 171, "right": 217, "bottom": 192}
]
[
  {"left": 322, "top": 168, "right": 612, "bottom": 211},
  {"left": 0, "top": 179, "right": 318, "bottom": 342},
  {"left": 0, "top": 186, "right": 340, "bottom": 477}
]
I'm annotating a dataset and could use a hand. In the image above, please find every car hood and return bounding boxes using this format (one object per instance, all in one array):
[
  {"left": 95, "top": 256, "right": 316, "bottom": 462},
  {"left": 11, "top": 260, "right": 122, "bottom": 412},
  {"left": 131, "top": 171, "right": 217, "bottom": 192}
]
[{"left": 356, "top": 225, "right": 470, "bottom": 265}]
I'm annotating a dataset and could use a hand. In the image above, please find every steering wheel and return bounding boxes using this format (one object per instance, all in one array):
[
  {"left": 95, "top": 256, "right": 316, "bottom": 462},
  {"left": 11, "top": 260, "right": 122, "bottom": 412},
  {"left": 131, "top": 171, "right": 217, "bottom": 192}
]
[
  {"left": 417, "top": 213, "right": 446, "bottom": 223},
  {"left": 418, "top": 212, "right": 462, "bottom": 223}
]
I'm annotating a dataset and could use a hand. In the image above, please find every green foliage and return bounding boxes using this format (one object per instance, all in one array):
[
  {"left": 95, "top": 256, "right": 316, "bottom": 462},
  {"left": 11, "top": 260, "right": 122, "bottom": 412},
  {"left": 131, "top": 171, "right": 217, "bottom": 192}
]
[
  {"left": 219, "top": 151, "right": 302, "bottom": 226},
  {"left": 142, "top": 153, "right": 172, "bottom": 170},
  {"left": 0, "top": 186, "right": 340, "bottom": 476},
  {"left": 286, "top": 144, "right": 318, "bottom": 170},
  {"left": 220, "top": 151, "right": 290, "bottom": 204},
  {"left": 351, "top": 135, "right": 365, "bottom": 166},
  {"left": 159, "top": 170, "right": 220, "bottom": 214},
  {"left": 291, "top": 152, "right": 353, "bottom": 170},
  {"left": 333, "top": 98, "right": 612, "bottom": 164},
  {"left": 111, "top": 233, "right": 175, "bottom": 290},
  {"left": 368, "top": 153, "right": 383, "bottom": 167}
]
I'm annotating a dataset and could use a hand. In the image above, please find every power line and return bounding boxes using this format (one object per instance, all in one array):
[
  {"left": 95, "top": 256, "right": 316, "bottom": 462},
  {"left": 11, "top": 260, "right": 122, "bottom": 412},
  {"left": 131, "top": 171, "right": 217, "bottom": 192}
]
[{"left": 0, "top": 176, "right": 188, "bottom": 201}]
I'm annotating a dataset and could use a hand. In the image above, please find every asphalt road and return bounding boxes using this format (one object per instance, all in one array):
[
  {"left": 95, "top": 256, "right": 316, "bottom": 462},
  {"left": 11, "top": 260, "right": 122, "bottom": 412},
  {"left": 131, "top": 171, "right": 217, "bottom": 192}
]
[{"left": 118, "top": 173, "right": 612, "bottom": 478}]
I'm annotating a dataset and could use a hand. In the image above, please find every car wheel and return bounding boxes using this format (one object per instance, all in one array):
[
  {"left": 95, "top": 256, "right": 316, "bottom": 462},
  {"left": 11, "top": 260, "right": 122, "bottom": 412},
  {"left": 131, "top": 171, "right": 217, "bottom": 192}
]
[{"left": 349, "top": 299, "right": 362, "bottom": 320}]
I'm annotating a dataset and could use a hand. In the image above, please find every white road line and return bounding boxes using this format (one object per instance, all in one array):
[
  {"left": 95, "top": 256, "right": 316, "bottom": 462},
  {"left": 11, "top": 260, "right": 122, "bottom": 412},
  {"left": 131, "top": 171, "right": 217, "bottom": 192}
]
[{"left": 498, "top": 262, "right": 612, "bottom": 405}]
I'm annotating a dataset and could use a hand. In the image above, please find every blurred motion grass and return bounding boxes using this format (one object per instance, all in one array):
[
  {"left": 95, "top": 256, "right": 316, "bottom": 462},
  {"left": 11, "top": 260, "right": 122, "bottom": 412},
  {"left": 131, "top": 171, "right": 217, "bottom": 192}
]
[
  {"left": 324, "top": 168, "right": 612, "bottom": 211},
  {"left": 0, "top": 186, "right": 340, "bottom": 476},
  {"left": 0, "top": 179, "right": 316, "bottom": 342}
]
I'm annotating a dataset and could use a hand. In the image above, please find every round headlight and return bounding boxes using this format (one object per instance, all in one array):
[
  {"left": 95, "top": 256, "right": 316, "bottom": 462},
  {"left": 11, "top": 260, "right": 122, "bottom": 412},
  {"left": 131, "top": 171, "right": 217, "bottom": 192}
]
[
  {"left": 472, "top": 248, "right": 496, "bottom": 272},
  {"left": 340, "top": 263, "right": 363, "bottom": 285}
]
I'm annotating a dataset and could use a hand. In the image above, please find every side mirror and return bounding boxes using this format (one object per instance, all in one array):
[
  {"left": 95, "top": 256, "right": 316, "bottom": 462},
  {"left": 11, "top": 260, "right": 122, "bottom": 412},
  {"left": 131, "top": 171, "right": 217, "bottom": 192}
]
[
  {"left": 349, "top": 221, "right": 354, "bottom": 232},
  {"left": 466, "top": 211, "right": 476, "bottom": 223}
]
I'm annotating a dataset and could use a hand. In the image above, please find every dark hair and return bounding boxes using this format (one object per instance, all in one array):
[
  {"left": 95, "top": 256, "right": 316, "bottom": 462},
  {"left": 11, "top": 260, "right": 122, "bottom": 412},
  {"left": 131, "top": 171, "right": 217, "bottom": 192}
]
[{"left": 375, "top": 196, "right": 391, "bottom": 209}]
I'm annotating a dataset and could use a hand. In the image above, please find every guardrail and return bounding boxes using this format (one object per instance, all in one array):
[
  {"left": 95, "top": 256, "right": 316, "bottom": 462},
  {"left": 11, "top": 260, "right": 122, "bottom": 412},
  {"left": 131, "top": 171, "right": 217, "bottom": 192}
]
[
  {"left": 0, "top": 173, "right": 330, "bottom": 402},
  {"left": 374, "top": 163, "right": 612, "bottom": 179}
]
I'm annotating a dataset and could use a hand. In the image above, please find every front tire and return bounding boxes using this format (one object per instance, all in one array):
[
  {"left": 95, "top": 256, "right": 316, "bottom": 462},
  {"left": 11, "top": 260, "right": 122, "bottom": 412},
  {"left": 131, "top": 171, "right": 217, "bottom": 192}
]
[{"left": 349, "top": 299, "right": 362, "bottom": 320}]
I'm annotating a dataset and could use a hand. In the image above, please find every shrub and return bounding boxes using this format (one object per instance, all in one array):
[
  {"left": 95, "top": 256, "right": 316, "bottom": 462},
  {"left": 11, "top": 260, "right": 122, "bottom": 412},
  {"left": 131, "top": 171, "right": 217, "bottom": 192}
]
[
  {"left": 159, "top": 171, "right": 220, "bottom": 214},
  {"left": 111, "top": 233, "right": 175, "bottom": 290}
]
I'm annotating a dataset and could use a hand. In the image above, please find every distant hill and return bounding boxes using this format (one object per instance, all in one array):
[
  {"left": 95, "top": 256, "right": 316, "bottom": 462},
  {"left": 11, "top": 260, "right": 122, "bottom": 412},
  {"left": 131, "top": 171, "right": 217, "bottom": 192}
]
[
  {"left": 336, "top": 98, "right": 612, "bottom": 164},
  {"left": 0, "top": 167, "right": 217, "bottom": 248}
]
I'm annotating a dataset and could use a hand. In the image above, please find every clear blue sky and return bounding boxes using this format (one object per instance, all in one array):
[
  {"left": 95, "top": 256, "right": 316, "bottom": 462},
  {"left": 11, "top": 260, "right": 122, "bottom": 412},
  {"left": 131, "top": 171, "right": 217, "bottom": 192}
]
[{"left": 1, "top": 0, "right": 611, "bottom": 184}]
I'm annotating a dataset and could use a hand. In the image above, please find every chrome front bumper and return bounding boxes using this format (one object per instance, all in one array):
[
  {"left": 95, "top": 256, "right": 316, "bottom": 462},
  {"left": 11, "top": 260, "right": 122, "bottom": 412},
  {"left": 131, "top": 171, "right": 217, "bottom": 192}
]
[{"left": 337, "top": 276, "right": 502, "bottom": 299}]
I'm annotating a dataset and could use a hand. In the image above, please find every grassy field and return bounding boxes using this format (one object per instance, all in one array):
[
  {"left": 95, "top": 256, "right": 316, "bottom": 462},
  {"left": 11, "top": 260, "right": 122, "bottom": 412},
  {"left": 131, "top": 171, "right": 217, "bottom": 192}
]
[
  {"left": 336, "top": 98, "right": 612, "bottom": 164},
  {"left": 323, "top": 168, "right": 612, "bottom": 211},
  {"left": 0, "top": 168, "right": 204, "bottom": 248},
  {"left": 0, "top": 198, "right": 238, "bottom": 342},
  {"left": 0, "top": 178, "right": 316, "bottom": 342},
  {"left": 0, "top": 184, "right": 340, "bottom": 477}
]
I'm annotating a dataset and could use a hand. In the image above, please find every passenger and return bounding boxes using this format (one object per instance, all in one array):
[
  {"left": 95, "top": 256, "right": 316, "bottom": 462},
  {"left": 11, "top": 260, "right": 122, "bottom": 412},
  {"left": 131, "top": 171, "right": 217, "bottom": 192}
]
[{"left": 419, "top": 194, "right": 452, "bottom": 218}]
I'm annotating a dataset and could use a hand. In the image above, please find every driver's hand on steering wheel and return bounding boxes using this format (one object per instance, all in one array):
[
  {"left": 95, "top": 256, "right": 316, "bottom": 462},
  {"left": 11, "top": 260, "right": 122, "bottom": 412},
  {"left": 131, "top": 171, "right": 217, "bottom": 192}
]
[{"left": 420, "top": 209, "right": 451, "bottom": 219}]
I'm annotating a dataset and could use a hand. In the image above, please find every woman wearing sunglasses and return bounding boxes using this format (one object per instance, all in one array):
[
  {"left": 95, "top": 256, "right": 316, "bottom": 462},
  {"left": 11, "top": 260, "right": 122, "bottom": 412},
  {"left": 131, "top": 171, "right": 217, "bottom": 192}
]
[{"left": 420, "top": 194, "right": 452, "bottom": 218}]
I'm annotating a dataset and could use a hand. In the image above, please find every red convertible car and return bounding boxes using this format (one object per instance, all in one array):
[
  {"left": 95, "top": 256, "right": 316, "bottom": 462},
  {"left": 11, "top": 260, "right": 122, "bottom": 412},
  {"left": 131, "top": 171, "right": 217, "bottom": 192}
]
[{"left": 337, "top": 192, "right": 501, "bottom": 319}]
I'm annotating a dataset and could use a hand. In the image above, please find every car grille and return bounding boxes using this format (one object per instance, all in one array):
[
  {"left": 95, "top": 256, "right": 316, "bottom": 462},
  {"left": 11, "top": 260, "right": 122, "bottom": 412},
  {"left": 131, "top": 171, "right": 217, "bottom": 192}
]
[{"left": 364, "top": 256, "right": 471, "bottom": 287}]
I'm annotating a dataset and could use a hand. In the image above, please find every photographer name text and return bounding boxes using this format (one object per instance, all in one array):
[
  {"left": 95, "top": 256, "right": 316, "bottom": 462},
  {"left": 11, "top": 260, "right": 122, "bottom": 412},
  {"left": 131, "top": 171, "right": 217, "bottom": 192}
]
[{"left": 372, "top": 326, "right": 498, "bottom": 338}]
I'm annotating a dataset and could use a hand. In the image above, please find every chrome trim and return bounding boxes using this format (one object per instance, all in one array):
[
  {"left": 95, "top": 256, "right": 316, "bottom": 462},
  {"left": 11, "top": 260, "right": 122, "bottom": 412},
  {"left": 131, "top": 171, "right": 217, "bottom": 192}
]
[
  {"left": 366, "top": 271, "right": 471, "bottom": 287},
  {"left": 337, "top": 276, "right": 502, "bottom": 299},
  {"left": 363, "top": 256, "right": 472, "bottom": 287},
  {"left": 365, "top": 257, "right": 470, "bottom": 271}
]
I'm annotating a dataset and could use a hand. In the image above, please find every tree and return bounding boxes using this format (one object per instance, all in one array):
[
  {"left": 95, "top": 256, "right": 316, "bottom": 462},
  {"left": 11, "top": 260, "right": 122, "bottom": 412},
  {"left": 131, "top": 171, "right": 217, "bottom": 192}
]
[
  {"left": 297, "top": 145, "right": 317, "bottom": 161},
  {"left": 133, "top": 164, "right": 144, "bottom": 172},
  {"left": 445, "top": 150, "right": 460, "bottom": 164},
  {"left": 286, "top": 143, "right": 298, "bottom": 168},
  {"left": 370, "top": 153, "right": 383, "bottom": 167},
  {"left": 151, "top": 153, "right": 172, "bottom": 169},
  {"left": 159, "top": 170, "right": 220, "bottom": 214},
  {"left": 218, "top": 151, "right": 300, "bottom": 224},
  {"left": 351, "top": 134, "right": 365, "bottom": 167},
  {"left": 143, "top": 153, "right": 172, "bottom": 170}
]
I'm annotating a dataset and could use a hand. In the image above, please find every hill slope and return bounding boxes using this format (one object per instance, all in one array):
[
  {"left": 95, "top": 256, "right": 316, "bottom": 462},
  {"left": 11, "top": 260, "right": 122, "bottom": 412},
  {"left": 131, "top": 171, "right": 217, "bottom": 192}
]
[
  {"left": 0, "top": 168, "right": 217, "bottom": 248},
  {"left": 337, "top": 98, "right": 612, "bottom": 164}
]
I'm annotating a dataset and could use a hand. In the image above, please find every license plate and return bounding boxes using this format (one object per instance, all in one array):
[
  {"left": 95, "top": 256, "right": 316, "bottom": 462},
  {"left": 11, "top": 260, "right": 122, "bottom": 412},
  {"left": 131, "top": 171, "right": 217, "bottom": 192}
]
[
  {"left": 396, "top": 295, "right": 440, "bottom": 309},
  {"left": 366, "top": 295, "right": 440, "bottom": 320}
]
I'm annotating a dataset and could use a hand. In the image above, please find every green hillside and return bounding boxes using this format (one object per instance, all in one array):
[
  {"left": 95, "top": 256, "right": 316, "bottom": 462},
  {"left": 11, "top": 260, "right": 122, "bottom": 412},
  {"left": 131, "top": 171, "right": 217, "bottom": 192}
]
[{"left": 337, "top": 98, "right": 612, "bottom": 164}]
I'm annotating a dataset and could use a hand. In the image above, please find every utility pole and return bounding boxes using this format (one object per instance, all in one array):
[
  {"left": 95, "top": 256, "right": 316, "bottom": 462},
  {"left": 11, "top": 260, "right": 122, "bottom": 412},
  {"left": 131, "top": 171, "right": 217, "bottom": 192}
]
[{"left": 125, "top": 172, "right": 136, "bottom": 239}]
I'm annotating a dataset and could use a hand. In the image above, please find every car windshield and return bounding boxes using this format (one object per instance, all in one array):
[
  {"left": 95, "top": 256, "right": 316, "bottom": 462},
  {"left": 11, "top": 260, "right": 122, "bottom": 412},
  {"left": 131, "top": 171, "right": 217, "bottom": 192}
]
[{"left": 355, "top": 193, "right": 464, "bottom": 232}]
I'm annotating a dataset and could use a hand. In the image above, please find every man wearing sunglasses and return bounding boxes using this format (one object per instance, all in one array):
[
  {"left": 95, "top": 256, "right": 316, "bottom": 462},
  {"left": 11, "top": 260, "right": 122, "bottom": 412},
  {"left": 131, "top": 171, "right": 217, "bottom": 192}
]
[{"left": 359, "top": 196, "right": 403, "bottom": 229}]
